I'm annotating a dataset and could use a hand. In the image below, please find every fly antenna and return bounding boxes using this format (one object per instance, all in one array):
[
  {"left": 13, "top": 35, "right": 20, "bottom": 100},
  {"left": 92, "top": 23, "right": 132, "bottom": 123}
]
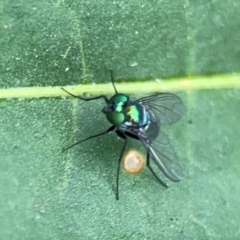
[{"left": 110, "top": 69, "right": 118, "bottom": 94}]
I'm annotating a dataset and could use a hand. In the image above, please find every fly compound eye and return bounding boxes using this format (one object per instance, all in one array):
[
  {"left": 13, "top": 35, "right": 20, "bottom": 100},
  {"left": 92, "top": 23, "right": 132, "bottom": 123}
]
[{"left": 106, "top": 111, "right": 125, "bottom": 126}]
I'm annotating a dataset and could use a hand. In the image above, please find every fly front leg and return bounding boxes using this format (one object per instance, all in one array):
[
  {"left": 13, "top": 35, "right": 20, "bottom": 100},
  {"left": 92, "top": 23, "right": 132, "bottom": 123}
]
[{"left": 61, "top": 88, "right": 109, "bottom": 103}]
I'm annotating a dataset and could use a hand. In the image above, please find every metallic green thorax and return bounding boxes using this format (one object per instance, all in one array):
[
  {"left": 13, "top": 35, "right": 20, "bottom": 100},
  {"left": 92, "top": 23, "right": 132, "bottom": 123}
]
[
  {"left": 103, "top": 93, "right": 149, "bottom": 128},
  {"left": 124, "top": 104, "right": 143, "bottom": 124}
]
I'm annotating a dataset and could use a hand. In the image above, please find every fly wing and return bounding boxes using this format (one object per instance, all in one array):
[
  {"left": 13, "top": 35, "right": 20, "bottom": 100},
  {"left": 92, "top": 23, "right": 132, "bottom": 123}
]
[
  {"left": 132, "top": 122, "right": 184, "bottom": 182},
  {"left": 137, "top": 93, "right": 186, "bottom": 125},
  {"left": 145, "top": 131, "right": 183, "bottom": 182}
]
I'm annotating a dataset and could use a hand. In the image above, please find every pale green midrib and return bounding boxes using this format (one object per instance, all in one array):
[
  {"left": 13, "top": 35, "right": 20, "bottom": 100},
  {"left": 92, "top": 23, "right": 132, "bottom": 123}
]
[{"left": 0, "top": 73, "right": 240, "bottom": 99}]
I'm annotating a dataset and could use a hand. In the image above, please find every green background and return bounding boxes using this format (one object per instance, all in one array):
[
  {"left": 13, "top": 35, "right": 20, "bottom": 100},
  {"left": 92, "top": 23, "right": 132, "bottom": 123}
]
[{"left": 1, "top": 0, "right": 240, "bottom": 239}]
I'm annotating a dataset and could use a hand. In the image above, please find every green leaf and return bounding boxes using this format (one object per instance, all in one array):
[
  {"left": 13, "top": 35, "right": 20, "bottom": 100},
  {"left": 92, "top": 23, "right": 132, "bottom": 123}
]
[{"left": 1, "top": 0, "right": 240, "bottom": 239}]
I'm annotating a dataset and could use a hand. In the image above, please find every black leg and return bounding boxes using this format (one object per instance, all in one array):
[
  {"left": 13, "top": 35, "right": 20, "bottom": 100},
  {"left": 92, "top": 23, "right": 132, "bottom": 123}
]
[
  {"left": 146, "top": 152, "right": 168, "bottom": 188},
  {"left": 115, "top": 131, "right": 128, "bottom": 200},
  {"left": 62, "top": 125, "right": 115, "bottom": 152},
  {"left": 110, "top": 69, "right": 118, "bottom": 94},
  {"left": 61, "top": 87, "right": 109, "bottom": 103}
]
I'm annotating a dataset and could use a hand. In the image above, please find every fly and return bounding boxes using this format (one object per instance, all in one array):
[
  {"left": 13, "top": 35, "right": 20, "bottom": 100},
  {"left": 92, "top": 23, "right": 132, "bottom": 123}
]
[{"left": 62, "top": 70, "right": 186, "bottom": 200}]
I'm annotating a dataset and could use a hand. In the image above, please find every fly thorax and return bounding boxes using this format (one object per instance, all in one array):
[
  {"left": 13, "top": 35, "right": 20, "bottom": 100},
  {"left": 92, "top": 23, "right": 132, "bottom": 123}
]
[
  {"left": 124, "top": 102, "right": 149, "bottom": 127},
  {"left": 102, "top": 93, "right": 129, "bottom": 126}
]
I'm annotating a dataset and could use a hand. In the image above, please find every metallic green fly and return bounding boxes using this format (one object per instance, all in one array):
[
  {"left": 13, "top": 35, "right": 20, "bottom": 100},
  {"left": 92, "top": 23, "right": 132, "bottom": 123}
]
[{"left": 62, "top": 71, "right": 186, "bottom": 200}]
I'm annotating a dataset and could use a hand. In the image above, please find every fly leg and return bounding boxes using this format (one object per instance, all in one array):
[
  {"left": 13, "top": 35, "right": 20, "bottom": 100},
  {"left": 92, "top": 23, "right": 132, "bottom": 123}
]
[
  {"left": 62, "top": 125, "right": 115, "bottom": 152},
  {"left": 61, "top": 88, "right": 109, "bottom": 103},
  {"left": 110, "top": 69, "right": 118, "bottom": 94},
  {"left": 115, "top": 131, "right": 128, "bottom": 201},
  {"left": 146, "top": 152, "right": 168, "bottom": 188}
]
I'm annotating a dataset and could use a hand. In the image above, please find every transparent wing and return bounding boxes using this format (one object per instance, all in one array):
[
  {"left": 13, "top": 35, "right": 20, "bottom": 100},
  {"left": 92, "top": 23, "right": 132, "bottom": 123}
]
[
  {"left": 137, "top": 93, "right": 186, "bottom": 125},
  {"left": 132, "top": 122, "right": 184, "bottom": 182},
  {"left": 147, "top": 131, "right": 183, "bottom": 181}
]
